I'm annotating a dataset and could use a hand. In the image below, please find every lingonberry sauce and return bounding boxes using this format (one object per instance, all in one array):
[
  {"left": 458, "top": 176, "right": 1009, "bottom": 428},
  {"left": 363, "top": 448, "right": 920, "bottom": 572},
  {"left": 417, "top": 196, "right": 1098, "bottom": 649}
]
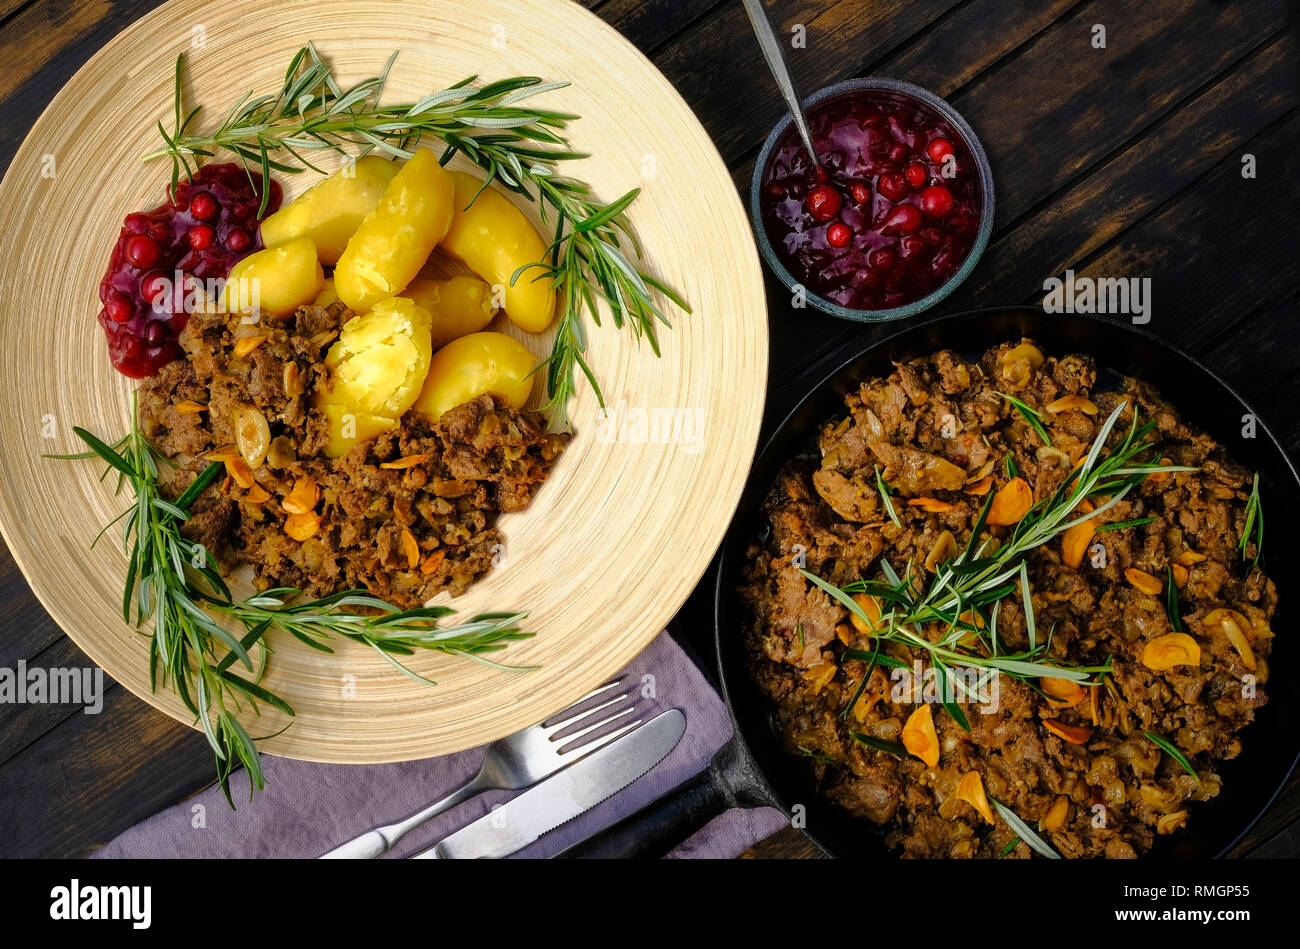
[
  {"left": 97, "top": 164, "right": 281, "bottom": 377},
  {"left": 760, "top": 90, "right": 982, "bottom": 311}
]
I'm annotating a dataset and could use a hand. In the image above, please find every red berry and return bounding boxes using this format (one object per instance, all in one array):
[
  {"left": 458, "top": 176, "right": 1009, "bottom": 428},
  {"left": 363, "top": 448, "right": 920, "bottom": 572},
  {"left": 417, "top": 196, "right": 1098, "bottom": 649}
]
[
  {"left": 125, "top": 234, "right": 161, "bottom": 269},
  {"left": 887, "top": 143, "right": 910, "bottom": 165},
  {"left": 140, "top": 271, "right": 171, "bottom": 307},
  {"left": 144, "top": 320, "right": 166, "bottom": 347},
  {"left": 869, "top": 247, "right": 898, "bottom": 271},
  {"left": 188, "top": 225, "right": 214, "bottom": 250},
  {"left": 826, "top": 222, "right": 852, "bottom": 248},
  {"left": 191, "top": 192, "right": 218, "bottom": 221},
  {"left": 850, "top": 182, "right": 871, "bottom": 205},
  {"left": 805, "top": 185, "right": 842, "bottom": 222},
  {"left": 905, "top": 162, "right": 928, "bottom": 188},
  {"left": 877, "top": 172, "right": 909, "bottom": 202},
  {"left": 225, "top": 227, "right": 251, "bottom": 253},
  {"left": 919, "top": 184, "right": 955, "bottom": 218},
  {"left": 926, "top": 138, "right": 955, "bottom": 163},
  {"left": 881, "top": 204, "right": 922, "bottom": 235},
  {"left": 105, "top": 292, "right": 131, "bottom": 324}
]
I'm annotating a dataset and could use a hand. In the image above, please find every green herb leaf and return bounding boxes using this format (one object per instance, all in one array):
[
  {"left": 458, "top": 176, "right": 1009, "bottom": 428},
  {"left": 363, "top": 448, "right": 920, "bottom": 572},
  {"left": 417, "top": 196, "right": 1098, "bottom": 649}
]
[
  {"left": 848, "top": 732, "right": 905, "bottom": 757},
  {"left": 991, "top": 797, "right": 1061, "bottom": 859},
  {"left": 999, "top": 392, "right": 1052, "bottom": 446},
  {"left": 875, "top": 465, "right": 902, "bottom": 528},
  {"left": 1144, "top": 730, "right": 1199, "bottom": 782},
  {"left": 1165, "top": 565, "right": 1184, "bottom": 633}
]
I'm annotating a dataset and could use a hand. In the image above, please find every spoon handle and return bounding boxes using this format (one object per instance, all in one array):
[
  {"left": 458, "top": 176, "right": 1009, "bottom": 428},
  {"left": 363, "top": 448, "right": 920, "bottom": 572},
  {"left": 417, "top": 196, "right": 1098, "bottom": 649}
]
[{"left": 741, "top": 0, "right": 819, "bottom": 166}]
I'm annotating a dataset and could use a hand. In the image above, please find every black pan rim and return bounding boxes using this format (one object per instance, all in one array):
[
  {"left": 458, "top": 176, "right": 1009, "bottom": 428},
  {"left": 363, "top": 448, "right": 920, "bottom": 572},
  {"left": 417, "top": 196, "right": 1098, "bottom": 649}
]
[{"left": 713, "top": 304, "right": 1300, "bottom": 860}]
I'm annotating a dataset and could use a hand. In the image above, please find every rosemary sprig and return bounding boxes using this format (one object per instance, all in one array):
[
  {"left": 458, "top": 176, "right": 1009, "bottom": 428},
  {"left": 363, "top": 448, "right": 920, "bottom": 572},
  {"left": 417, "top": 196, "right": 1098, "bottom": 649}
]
[
  {"left": 148, "top": 44, "right": 689, "bottom": 430},
  {"left": 1093, "top": 516, "right": 1158, "bottom": 533},
  {"left": 1164, "top": 565, "right": 1184, "bottom": 633},
  {"left": 999, "top": 392, "right": 1052, "bottom": 446},
  {"left": 50, "top": 399, "right": 532, "bottom": 803},
  {"left": 1239, "top": 472, "right": 1263, "bottom": 568},
  {"left": 874, "top": 464, "right": 902, "bottom": 528},
  {"left": 804, "top": 402, "right": 1191, "bottom": 720},
  {"left": 1144, "top": 730, "right": 1199, "bottom": 782},
  {"left": 848, "top": 732, "right": 905, "bottom": 757},
  {"left": 991, "top": 797, "right": 1060, "bottom": 859}
]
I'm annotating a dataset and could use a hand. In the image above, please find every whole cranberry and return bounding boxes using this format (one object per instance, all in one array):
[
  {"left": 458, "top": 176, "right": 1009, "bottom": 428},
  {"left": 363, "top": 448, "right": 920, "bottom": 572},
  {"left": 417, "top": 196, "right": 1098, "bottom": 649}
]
[
  {"left": 188, "top": 225, "right": 215, "bottom": 250},
  {"left": 926, "top": 138, "right": 955, "bottom": 163},
  {"left": 143, "top": 320, "right": 166, "bottom": 347},
  {"left": 225, "top": 227, "right": 252, "bottom": 253},
  {"left": 881, "top": 204, "right": 923, "bottom": 235},
  {"left": 190, "top": 191, "right": 219, "bottom": 221},
  {"left": 919, "top": 185, "right": 955, "bottom": 218},
  {"left": 905, "top": 162, "right": 928, "bottom": 188},
  {"left": 140, "top": 271, "right": 171, "bottom": 306},
  {"left": 826, "top": 222, "right": 852, "bottom": 248},
  {"left": 869, "top": 247, "right": 898, "bottom": 271},
  {"left": 806, "top": 185, "right": 843, "bottom": 222},
  {"left": 850, "top": 182, "right": 871, "bottom": 205},
  {"left": 125, "top": 234, "right": 161, "bottom": 269},
  {"left": 105, "top": 292, "right": 132, "bottom": 324},
  {"left": 877, "top": 173, "right": 909, "bottom": 202}
]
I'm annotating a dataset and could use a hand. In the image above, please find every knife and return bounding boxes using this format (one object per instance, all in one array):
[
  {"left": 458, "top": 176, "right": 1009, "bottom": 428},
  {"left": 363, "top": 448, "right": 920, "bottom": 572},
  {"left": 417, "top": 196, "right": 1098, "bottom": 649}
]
[{"left": 411, "top": 707, "right": 686, "bottom": 859}]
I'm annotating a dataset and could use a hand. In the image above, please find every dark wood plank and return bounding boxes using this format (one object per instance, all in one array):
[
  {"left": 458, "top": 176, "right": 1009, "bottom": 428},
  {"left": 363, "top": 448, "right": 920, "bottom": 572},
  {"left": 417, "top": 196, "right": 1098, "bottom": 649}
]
[
  {"left": 593, "top": 0, "right": 730, "bottom": 53},
  {"left": 948, "top": 0, "right": 1289, "bottom": 225},
  {"left": 951, "top": 33, "right": 1297, "bottom": 314},
  {"left": 1063, "top": 114, "right": 1298, "bottom": 359},
  {"left": 1199, "top": 291, "right": 1300, "bottom": 409},
  {"left": 0, "top": 635, "right": 115, "bottom": 767},
  {"left": 0, "top": 543, "right": 65, "bottom": 667},
  {"left": 651, "top": 0, "right": 964, "bottom": 162},
  {"left": 0, "top": 682, "right": 213, "bottom": 858}
]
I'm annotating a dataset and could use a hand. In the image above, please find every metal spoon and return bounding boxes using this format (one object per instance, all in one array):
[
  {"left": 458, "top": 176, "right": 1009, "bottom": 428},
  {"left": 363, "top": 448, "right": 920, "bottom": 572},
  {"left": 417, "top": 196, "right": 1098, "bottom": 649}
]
[{"left": 741, "top": 0, "right": 820, "bottom": 169}]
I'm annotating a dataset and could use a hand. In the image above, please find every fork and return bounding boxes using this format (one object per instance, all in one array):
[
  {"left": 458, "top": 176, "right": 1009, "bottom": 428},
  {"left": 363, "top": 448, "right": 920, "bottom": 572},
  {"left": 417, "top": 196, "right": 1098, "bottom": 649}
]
[{"left": 318, "top": 677, "right": 641, "bottom": 858}]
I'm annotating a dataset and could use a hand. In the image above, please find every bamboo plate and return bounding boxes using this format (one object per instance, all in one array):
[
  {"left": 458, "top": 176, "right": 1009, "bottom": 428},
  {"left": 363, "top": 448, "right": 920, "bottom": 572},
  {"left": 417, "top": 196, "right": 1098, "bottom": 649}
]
[{"left": 0, "top": 0, "right": 767, "bottom": 762}]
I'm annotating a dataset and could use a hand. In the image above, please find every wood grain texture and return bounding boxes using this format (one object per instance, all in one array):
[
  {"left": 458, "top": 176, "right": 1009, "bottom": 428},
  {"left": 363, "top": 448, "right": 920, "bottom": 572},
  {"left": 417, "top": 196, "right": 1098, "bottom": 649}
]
[
  {"left": 1, "top": 0, "right": 1297, "bottom": 859},
  {"left": 0, "top": 0, "right": 768, "bottom": 762}
]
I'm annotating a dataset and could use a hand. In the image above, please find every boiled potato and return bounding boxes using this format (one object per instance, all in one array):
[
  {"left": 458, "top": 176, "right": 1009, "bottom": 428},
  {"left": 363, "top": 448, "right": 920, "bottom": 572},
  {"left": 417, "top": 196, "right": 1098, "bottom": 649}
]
[
  {"left": 313, "top": 277, "right": 338, "bottom": 308},
  {"left": 322, "top": 297, "right": 433, "bottom": 419},
  {"left": 334, "top": 148, "right": 455, "bottom": 312},
  {"left": 259, "top": 156, "right": 399, "bottom": 265},
  {"left": 441, "top": 171, "right": 556, "bottom": 333},
  {"left": 316, "top": 402, "right": 398, "bottom": 459},
  {"left": 403, "top": 274, "right": 497, "bottom": 349},
  {"left": 223, "top": 237, "right": 323, "bottom": 318},
  {"left": 413, "top": 331, "right": 534, "bottom": 422}
]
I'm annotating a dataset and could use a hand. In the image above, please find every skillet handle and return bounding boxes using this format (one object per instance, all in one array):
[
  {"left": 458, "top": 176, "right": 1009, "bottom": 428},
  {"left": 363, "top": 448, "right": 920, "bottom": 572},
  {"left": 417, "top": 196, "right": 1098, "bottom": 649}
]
[{"left": 556, "top": 766, "right": 730, "bottom": 859}]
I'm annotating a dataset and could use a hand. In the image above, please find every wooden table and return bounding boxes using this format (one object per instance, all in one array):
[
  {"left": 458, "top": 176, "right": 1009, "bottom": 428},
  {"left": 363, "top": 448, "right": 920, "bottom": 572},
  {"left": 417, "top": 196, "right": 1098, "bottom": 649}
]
[{"left": 0, "top": 0, "right": 1295, "bottom": 859}]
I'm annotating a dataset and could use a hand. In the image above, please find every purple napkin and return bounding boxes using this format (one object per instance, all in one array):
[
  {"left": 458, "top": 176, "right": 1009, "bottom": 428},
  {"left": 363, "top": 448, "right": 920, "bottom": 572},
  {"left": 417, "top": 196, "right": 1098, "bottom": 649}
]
[{"left": 93, "top": 632, "right": 788, "bottom": 859}]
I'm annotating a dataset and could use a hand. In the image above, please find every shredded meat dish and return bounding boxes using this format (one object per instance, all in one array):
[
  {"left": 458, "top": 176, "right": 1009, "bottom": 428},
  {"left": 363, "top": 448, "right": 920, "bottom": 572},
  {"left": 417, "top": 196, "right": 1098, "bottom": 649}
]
[
  {"left": 741, "top": 340, "right": 1273, "bottom": 858},
  {"left": 138, "top": 303, "right": 567, "bottom": 609}
]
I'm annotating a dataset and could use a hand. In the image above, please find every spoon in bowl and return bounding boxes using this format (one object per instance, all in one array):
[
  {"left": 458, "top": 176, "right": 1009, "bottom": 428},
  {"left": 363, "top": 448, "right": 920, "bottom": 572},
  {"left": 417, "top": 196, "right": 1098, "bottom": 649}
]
[{"left": 741, "top": 0, "right": 820, "bottom": 170}]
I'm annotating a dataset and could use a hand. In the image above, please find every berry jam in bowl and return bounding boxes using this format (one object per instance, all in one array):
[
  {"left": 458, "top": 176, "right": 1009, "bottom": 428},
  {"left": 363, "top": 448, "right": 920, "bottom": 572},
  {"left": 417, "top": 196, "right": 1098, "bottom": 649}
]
[{"left": 752, "top": 78, "right": 994, "bottom": 322}]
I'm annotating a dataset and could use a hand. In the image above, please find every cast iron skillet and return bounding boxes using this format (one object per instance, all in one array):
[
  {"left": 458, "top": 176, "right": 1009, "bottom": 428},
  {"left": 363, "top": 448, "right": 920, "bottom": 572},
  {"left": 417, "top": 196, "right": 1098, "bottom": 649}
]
[{"left": 562, "top": 308, "right": 1300, "bottom": 859}]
